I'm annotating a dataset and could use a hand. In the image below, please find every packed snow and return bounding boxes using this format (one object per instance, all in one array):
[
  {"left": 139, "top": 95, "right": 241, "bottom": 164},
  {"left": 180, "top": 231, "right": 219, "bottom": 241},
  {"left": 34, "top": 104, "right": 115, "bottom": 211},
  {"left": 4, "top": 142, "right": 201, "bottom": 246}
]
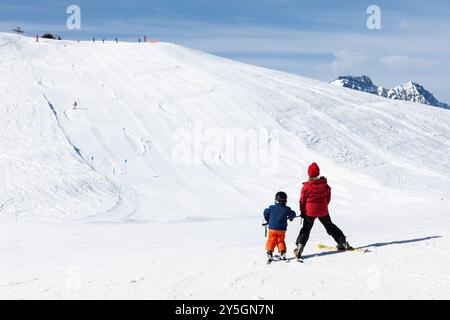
[{"left": 1, "top": 33, "right": 449, "bottom": 299}]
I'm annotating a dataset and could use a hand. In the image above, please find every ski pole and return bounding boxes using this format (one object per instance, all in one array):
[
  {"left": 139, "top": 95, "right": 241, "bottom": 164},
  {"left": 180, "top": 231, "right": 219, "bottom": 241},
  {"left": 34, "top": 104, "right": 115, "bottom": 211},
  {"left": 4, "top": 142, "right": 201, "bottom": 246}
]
[{"left": 261, "top": 222, "right": 268, "bottom": 237}]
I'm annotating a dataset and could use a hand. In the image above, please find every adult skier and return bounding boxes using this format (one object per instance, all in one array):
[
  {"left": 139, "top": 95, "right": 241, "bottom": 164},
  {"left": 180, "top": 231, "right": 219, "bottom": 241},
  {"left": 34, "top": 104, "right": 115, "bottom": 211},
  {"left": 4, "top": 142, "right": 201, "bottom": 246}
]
[
  {"left": 294, "top": 163, "right": 352, "bottom": 259},
  {"left": 263, "top": 191, "right": 296, "bottom": 263}
]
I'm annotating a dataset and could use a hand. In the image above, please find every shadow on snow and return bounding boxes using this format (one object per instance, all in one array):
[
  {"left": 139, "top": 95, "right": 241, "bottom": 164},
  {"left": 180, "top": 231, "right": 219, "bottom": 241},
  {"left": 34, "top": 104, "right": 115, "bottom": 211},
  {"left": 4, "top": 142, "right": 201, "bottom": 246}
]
[{"left": 299, "top": 235, "right": 443, "bottom": 261}]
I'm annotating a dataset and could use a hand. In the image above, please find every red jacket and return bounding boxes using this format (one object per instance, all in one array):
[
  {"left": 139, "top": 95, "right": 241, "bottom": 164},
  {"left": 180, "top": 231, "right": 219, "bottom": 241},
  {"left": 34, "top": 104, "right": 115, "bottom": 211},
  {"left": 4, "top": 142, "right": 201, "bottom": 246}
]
[{"left": 300, "top": 177, "right": 331, "bottom": 217}]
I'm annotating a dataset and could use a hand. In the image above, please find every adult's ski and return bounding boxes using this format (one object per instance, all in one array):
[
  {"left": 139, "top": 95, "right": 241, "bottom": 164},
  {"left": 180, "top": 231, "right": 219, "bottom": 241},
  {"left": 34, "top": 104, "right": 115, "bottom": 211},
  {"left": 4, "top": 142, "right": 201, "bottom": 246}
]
[{"left": 316, "top": 243, "right": 367, "bottom": 252}]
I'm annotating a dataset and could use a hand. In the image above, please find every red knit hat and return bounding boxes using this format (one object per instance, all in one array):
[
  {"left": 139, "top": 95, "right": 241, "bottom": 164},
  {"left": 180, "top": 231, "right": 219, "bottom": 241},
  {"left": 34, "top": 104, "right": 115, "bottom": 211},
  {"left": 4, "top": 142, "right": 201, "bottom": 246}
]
[{"left": 308, "top": 162, "right": 320, "bottom": 178}]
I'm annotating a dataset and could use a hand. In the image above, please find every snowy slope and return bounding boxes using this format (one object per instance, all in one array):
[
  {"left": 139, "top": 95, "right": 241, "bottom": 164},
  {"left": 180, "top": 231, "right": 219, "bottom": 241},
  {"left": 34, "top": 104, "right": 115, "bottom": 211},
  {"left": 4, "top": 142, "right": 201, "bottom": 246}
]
[
  {"left": 0, "top": 35, "right": 118, "bottom": 220},
  {"left": 1, "top": 33, "right": 450, "bottom": 299},
  {"left": 1, "top": 33, "right": 449, "bottom": 221}
]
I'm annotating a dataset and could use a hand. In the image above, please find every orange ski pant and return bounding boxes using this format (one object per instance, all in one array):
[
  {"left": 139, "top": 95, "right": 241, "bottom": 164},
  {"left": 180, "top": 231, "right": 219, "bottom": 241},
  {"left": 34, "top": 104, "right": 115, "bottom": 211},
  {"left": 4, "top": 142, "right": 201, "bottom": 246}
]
[{"left": 266, "top": 229, "right": 287, "bottom": 253}]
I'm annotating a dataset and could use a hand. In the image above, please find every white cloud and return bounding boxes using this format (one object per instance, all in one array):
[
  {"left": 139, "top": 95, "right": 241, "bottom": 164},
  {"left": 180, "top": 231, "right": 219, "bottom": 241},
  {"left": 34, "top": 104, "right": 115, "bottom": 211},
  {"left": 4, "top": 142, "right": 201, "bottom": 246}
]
[
  {"left": 331, "top": 50, "right": 371, "bottom": 73},
  {"left": 380, "top": 55, "right": 437, "bottom": 69}
]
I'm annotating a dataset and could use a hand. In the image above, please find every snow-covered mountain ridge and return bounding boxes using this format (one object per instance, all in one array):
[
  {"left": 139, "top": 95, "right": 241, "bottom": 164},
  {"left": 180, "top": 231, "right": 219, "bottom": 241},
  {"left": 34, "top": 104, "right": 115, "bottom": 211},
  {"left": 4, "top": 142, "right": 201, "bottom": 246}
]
[{"left": 330, "top": 75, "right": 450, "bottom": 109}]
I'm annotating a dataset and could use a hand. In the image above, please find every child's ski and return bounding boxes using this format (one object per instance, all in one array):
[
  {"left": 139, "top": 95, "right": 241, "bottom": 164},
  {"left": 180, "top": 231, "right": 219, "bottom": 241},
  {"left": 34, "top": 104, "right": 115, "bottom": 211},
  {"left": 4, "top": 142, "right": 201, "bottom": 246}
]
[
  {"left": 266, "top": 256, "right": 297, "bottom": 264},
  {"left": 316, "top": 243, "right": 366, "bottom": 252},
  {"left": 267, "top": 255, "right": 303, "bottom": 264}
]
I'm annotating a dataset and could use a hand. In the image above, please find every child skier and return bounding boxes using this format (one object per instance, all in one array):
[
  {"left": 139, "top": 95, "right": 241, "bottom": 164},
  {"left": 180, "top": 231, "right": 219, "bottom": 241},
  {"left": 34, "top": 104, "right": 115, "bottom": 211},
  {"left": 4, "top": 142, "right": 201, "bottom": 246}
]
[
  {"left": 263, "top": 191, "right": 296, "bottom": 263},
  {"left": 294, "top": 163, "right": 352, "bottom": 259}
]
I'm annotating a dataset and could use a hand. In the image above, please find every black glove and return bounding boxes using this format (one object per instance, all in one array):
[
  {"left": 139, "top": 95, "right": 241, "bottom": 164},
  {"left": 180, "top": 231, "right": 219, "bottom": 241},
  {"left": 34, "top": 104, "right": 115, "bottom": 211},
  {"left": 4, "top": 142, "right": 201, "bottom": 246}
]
[{"left": 289, "top": 217, "right": 294, "bottom": 222}]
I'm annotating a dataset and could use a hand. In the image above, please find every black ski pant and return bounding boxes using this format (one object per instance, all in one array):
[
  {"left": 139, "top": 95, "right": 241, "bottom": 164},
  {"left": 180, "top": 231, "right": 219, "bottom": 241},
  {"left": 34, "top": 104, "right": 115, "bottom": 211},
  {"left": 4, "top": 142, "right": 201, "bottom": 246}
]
[{"left": 296, "top": 215, "right": 346, "bottom": 246}]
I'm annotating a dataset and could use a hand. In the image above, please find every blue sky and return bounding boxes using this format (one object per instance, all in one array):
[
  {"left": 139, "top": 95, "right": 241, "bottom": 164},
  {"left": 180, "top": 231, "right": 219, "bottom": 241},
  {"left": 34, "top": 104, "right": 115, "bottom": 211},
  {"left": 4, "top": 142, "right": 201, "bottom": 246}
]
[{"left": 1, "top": 0, "right": 449, "bottom": 102}]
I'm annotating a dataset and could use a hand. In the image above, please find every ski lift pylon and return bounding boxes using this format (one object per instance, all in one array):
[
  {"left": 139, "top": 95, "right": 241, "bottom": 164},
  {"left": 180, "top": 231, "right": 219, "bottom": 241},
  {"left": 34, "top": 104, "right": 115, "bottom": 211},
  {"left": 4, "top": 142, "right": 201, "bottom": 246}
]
[{"left": 12, "top": 27, "right": 24, "bottom": 34}]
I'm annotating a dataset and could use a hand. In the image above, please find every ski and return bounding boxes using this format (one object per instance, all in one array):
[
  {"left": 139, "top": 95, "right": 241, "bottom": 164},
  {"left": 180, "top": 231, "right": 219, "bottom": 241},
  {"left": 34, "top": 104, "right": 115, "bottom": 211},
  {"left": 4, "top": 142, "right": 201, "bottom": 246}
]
[
  {"left": 316, "top": 243, "right": 366, "bottom": 252},
  {"left": 266, "top": 259, "right": 299, "bottom": 264},
  {"left": 266, "top": 256, "right": 297, "bottom": 264}
]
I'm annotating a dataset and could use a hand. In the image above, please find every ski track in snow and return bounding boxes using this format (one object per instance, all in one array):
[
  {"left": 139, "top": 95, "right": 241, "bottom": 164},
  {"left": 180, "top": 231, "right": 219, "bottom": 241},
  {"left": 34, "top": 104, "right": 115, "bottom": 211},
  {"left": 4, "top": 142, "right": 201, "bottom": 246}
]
[{"left": 0, "top": 33, "right": 449, "bottom": 299}]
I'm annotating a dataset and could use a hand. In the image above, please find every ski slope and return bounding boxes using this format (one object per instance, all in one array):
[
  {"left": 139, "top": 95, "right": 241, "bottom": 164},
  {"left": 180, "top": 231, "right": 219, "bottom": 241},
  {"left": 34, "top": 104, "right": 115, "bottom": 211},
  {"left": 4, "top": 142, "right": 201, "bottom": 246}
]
[{"left": 0, "top": 33, "right": 449, "bottom": 299}]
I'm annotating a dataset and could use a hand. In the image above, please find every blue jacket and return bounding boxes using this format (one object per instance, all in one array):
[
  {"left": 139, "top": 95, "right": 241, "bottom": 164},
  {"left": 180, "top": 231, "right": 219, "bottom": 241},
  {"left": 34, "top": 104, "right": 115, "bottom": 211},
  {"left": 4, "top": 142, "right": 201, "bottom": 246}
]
[{"left": 263, "top": 203, "right": 296, "bottom": 231}]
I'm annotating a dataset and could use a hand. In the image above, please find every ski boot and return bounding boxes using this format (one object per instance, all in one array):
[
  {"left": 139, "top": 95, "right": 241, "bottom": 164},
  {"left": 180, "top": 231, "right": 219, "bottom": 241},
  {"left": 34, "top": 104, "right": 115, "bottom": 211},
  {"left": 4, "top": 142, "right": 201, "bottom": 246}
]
[
  {"left": 336, "top": 241, "right": 353, "bottom": 251},
  {"left": 267, "top": 251, "right": 274, "bottom": 264},
  {"left": 280, "top": 251, "right": 287, "bottom": 261},
  {"left": 293, "top": 244, "right": 304, "bottom": 259}
]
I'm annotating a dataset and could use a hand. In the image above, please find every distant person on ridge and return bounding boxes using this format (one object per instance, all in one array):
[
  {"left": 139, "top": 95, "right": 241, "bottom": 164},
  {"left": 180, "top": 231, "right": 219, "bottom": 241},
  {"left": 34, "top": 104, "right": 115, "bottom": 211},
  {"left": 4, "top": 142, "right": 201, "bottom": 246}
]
[
  {"left": 294, "top": 163, "right": 352, "bottom": 259},
  {"left": 263, "top": 191, "right": 296, "bottom": 263}
]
